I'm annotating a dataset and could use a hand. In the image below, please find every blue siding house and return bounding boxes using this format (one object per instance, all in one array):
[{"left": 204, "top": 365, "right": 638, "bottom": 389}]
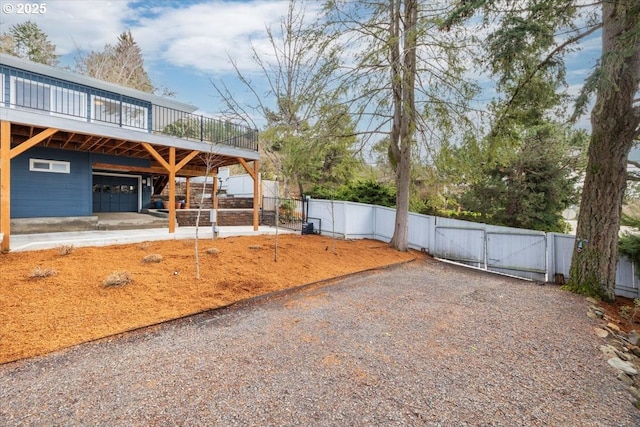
[{"left": 0, "top": 53, "right": 260, "bottom": 251}]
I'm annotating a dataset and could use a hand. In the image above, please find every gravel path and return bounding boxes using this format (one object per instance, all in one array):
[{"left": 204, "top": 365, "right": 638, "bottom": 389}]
[{"left": 1, "top": 258, "right": 639, "bottom": 426}]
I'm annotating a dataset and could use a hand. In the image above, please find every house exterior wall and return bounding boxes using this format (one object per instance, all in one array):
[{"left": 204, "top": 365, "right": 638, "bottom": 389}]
[
  {"left": 10, "top": 147, "right": 154, "bottom": 218},
  {"left": 11, "top": 147, "right": 92, "bottom": 218}
]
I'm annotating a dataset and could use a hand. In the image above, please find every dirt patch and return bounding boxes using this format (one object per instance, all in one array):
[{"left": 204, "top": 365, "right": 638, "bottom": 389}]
[
  {"left": 0, "top": 234, "right": 419, "bottom": 364},
  {"left": 599, "top": 296, "right": 640, "bottom": 332}
]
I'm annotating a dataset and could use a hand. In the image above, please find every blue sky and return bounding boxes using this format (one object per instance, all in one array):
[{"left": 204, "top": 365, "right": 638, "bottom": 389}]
[{"left": 0, "top": 0, "right": 600, "bottom": 130}]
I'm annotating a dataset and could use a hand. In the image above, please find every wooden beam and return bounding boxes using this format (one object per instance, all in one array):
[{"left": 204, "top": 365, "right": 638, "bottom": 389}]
[
  {"left": 238, "top": 158, "right": 256, "bottom": 180},
  {"left": 1, "top": 121, "right": 11, "bottom": 251},
  {"left": 142, "top": 143, "right": 170, "bottom": 171},
  {"left": 9, "top": 127, "right": 58, "bottom": 159},
  {"left": 175, "top": 150, "right": 200, "bottom": 172},
  {"left": 91, "top": 162, "right": 207, "bottom": 177},
  {"left": 253, "top": 160, "right": 259, "bottom": 230}
]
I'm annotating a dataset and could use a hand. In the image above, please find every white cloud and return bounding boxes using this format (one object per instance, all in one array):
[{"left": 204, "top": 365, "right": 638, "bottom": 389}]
[
  {"left": 0, "top": 0, "right": 132, "bottom": 54},
  {"left": 132, "top": 1, "right": 291, "bottom": 74},
  {"left": 1, "top": 0, "right": 296, "bottom": 75}
]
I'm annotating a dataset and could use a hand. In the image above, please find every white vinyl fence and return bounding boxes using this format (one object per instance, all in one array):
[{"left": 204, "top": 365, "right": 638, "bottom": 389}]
[{"left": 307, "top": 199, "right": 640, "bottom": 298}]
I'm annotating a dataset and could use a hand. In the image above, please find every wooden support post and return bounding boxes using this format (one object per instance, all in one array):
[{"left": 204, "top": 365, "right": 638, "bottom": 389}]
[
  {"left": 212, "top": 172, "right": 219, "bottom": 210},
  {"left": 1, "top": 121, "right": 11, "bottom": 252},
  {"left": 253, "top": 160, "right": 259, "bottom": 230},
  {"left": 185, "top": 177, "right": 191, "bottom": 209},
  {"left": 168, "top": 147, "right": 176, "bottom": 233},
  {"left": 142, "top": 144, "right": 199, "bottom": 233}
]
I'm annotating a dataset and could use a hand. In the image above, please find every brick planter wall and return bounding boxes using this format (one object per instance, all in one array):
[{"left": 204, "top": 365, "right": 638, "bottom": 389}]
[{"left": 176, "top": 209, "right": 257, "bottom": 226}]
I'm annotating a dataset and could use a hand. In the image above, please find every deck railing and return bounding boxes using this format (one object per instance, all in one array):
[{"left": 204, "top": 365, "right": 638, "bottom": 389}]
[
  {"left": 1, "top": 67, "right": 258, "bottom": 151},
  {"left": 151, "top": 105, "right": 258, "bottom": 151}
]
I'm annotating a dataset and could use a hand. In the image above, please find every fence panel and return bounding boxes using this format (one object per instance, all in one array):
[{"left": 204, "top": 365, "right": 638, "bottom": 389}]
[
  {"left": 373, "top": 206, "right": 395, "bottom": 243},
  {"left": 616, "top": 258, "right": 640, "bottom": 299},
  {"left": 486, "top": 232, "right": 546, "bottom": 282},
  {"left": 550, "top": 233, "right": 575, "bottom": 279},
  {"left": 434, "top": 226, "right": 485, "bottom": 268},
  {"left": 306, "top": 198, "right": 640, "bottom": 298},
  {"left": 227, "top": 174, "right": 256, "bottom": 197},
  {"left": 408, "top": 213, "right": 435, "bottom": 252},
  {"left": 307, "top": 199, "right": 346, "bottom": 237},
  {"left": 344, "top": 202, "right": 375, "bottom": 238}
]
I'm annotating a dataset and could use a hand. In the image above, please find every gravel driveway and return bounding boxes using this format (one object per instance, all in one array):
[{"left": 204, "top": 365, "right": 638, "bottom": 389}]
[{"left": 1, "top": 258, "right": 639, "bottom": 426}]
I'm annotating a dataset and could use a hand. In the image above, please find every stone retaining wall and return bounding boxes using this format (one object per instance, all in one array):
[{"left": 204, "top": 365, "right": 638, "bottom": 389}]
[{"left": 176, "top": 209, "right": 256, "bottom": 227}]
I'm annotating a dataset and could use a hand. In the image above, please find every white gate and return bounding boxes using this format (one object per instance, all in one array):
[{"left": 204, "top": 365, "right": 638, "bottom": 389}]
[
  {"left": 486, "top": 232, "right": 546, "bottom": 281},
  {"left": 434, "top": 226, "right": 485, "bottom": 268}
]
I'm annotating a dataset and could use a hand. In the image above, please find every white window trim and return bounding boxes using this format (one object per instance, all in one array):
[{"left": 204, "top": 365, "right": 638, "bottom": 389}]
[
  {"left": 29, "top": 158, "right": 71, "bottom": 174},
  {"left": 10, "top": 76, "right": 50, "bottom": 110},
  {"left": 10, "top": 76, "right": 87, "bottom": 120},
  {"left": 91, "top": 95, "right": 148, "bottom": 131},
  {"left": 51, "top": 86, "right": 87, "bottom": 120}
]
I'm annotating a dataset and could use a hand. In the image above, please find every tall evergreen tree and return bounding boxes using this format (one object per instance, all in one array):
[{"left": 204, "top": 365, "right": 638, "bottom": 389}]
[
  {"left": 0, "top": 21, "right": 59, "bottom": 66},
  {"left": 445, "top": 0, "right": 640, "bottom": 301},
  {"left": 323, "top": 0, "right": 477, "bottom": 251},
  {"left": 76, "top": 30, "right": 154, "bottom": 93}
]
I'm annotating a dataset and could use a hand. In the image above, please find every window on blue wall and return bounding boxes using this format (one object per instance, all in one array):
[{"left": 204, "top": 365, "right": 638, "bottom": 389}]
[
  {"left": 29, "top": 158, "right": 70, "bottom": 174},
  {"left": 52, "top": 86, "right": 86, "bottom": 118},
  {"left": 14, "top": 78, "right": 50, "bottom": 111},
  {"left": 92, "top": 96, "right": 119, "bottom": 125},
  {"left": 91, "top": 95, "right": 147, "bottom": 130},
  {"left": 11, "top": 77, "right": 86, "bottom": 119},
  {"left": 122, "top": 102, "right": 147, "bottom": 129}
]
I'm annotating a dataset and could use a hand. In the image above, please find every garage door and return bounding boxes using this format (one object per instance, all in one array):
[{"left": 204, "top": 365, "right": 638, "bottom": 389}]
[{"left": 92, "top": 175, "right": 138, "bottom": 212}]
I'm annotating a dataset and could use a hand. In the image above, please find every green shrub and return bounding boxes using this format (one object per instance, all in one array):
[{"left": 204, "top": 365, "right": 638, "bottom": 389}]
[
  {"left": 619, "top": 232, "right": 640, "bottom": 265},
  {"left": 308, "top": 180, "right": 396, "bottom": 207}
]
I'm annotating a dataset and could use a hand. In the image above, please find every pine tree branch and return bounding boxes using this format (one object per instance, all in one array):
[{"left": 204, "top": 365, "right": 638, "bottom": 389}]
[{"left": 493, "top": 23, "right": 603, "bottom": 134}]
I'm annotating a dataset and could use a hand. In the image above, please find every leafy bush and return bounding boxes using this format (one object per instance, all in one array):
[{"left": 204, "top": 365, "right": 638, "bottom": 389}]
[
  {"left": 308, "top": 180, "right": 396, "bottom": 207},
  {"left": 619, "top": 232, "right": 640, "bottom": 265}
]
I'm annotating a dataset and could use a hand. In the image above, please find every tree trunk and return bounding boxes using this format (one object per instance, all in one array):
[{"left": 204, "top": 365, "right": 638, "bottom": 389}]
[
  {"left": 388, "top": 0, "right": 417, "bottom": 252},
  {"left": 567, "top": 2, "right": 640, "bottom": 301},
  {"left": 390, "top": 143, "right": 411, "bottom": 251}
]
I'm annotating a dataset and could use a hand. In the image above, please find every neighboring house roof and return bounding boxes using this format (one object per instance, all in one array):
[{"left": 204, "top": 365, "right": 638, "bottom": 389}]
[{"left": 0, "top": 53, "right": 198, "bottom": 113}]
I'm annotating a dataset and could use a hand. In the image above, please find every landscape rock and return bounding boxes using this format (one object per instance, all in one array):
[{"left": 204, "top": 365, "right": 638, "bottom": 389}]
[
  {"left": 589, "top": 300, "right": 640, "bottom": 408},
  {"left": 607, "top": 322, "right": 621, "bottom": 333},
  {"left": 600, "top": 344, "right": 620, "bottom": 359},
  {"left": 618, "top": 371, "right": 635, "bottom": 386},
  {"left": 608, "top": 357, "right": 638, "bottom": 376},
  {"left": 630, "top": 346, "right": 640, "bottom": 358}
]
